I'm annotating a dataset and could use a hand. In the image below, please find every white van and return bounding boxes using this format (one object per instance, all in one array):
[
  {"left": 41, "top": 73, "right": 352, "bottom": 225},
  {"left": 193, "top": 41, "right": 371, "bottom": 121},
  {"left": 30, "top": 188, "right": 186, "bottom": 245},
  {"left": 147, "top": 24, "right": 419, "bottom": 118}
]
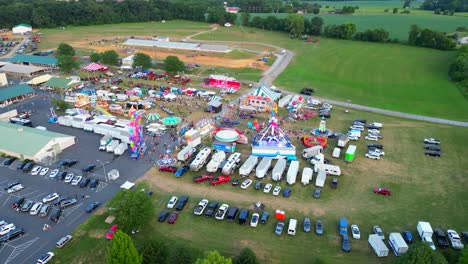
[
  {"left": 30, "top": 202, "right": 43, "bottom": 215},
  {"left": 288, "top": 219, "right": 297, "bottom": 236}
]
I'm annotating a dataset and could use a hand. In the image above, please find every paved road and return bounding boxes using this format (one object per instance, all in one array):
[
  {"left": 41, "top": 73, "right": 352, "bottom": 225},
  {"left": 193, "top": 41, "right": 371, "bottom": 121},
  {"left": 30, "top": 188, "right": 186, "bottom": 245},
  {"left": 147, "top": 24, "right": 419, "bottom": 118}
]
[{"left": 0, "top": 37, "right": 29, "bottom": 60}]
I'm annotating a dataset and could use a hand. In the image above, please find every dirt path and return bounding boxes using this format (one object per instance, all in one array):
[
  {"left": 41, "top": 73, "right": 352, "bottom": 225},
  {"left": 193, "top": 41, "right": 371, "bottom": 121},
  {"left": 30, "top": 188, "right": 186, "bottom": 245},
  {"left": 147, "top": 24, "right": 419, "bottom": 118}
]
[{"left": 140, "top": 171, "right": 326, "bottom": 217}]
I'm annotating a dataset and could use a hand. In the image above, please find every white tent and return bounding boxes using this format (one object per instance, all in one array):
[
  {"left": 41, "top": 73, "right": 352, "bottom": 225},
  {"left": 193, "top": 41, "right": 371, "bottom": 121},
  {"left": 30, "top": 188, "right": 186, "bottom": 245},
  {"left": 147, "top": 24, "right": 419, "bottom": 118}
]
[
  {"left": 0, "top": 73, "right": 7, "bottom": 87},
  {"left": 251, "top": 86, "right": 281, "bottom": 101},
  {"left": 120, "top": 181, "right": 135, "bottom": 190}
]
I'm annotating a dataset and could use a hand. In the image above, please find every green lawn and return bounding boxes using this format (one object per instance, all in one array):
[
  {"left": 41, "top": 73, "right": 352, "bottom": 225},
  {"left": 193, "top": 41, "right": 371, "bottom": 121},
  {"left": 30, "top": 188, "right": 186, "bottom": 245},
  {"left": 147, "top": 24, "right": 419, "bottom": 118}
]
[{"left": 52, "top": 105, "right": 468, "bottom": 264}]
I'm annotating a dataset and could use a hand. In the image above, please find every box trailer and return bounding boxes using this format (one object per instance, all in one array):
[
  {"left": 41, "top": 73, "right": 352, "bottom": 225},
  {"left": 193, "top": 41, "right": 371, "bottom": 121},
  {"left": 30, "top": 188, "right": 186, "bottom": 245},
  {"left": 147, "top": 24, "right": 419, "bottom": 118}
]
[
  {"left": 239, "top": 155, "right": 258, "bottom": 177},
  {"left": 332, "top": 147, "right": 341, "bottom": 158},
  {"left": 345, "top": 145, "right": 357, "bottom": 162},
  {"left": 315, "top": 169, "right": 326, "bottom": 187},
  {"left": 114, "top": 143, "right": 128, "bottom": 156},
  {"left": 286, "top": 160, "right": 299, "bottom": 185},
  {"left": 301, "top": 167, "right": 313, "bottom": 185},
  {"left": 338, "top": 135, "right": 349, "bottom": 148},
  {"left": 58, "top": 115, "right": 73, "bottom": 126},
  {"left": 106, "top": 140, "right": 120, "bottom": 153},
  {"left": 177, "top": 145, "right": 196, "bottom": 163},
  {"left": 389, "top": 232, "right": 409, "bottom": 256},
  {"left": 417, "top": 221, "right": 436, "bottom": 250},
  {"left": 272, "top": 159, "right": 287, "bottom": 181},
  {"left": 190, "top": 147, "right": 212, "bottom": 171},
  {"left": 222, "top": 152, "right": 241, "bottom": 175},
  {"left": 256, "top": 157, "right": 272, "bottom": 179},
  {"left": 206, "top": 151, "right": 226, "bottom": 172},
  {"left": 99, "top": 135, "right": 112, "bottom": 151},
  {"left": 302, "top": 146, "right": 323, "bottom": 159},
  {"left": 278, "top": 94, "right": 293, "bottom": 108},
  {"left": 314, "top": 163, "right": 341, "bottom": 176},
  {"left": 369, "top": 234, "right": 390, "bottom": 257},
  {"left": 310, "top": 153, "right": 324, "bottom": 165}
]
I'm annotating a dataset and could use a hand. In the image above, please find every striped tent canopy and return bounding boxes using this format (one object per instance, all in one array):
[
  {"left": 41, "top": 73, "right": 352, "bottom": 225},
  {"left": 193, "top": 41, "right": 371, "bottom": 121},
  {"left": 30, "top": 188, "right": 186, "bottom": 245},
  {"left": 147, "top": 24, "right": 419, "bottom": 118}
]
[
  {"left": 251, "top": 86, "right": 281, "bottom": 101},
  {"left": 146, "top": 113, "right": 160, "bottom": 123},
  {"left": 209, "top": 95, "right": 222, "bottom": 102}
]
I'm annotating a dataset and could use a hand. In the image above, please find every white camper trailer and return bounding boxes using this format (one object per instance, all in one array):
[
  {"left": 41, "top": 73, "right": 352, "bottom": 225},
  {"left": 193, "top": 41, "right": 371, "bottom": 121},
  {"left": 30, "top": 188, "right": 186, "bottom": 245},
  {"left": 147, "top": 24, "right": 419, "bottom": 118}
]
[
  {"left": 190, "top": 147, "right": 212, "bottom": 171},
  {"left": 314, "top": 163, "right": 341, "bottom": 176},
  {"left": 239, "top": 155, "right": 258, "bottom": 177},
  {"left": 302, "top": 146, "right": 323, "bottom": 159},
  {"left": 114, "top": 143, "right": 128, "bottom": 156},
  {"left": 206, "top": 151, "right": 226, "bottom": 172},
  {"left": 222, "top": 152, "right": 241, "bottom": 175},
  {"left": 286, "top": 160, "right": 299, "bottom": 185},
  {"left": 315, "top": 169, "right": 326, "bottom": 187},
  {"left": 272, "top": 159, "right": 287, "bottom": 181},
  {"left": 369, "top": 234, "right": 390, "bottom": 257},
  {"left": 278, "top": 94, "right": 293, "bottom": 108},
  {"left": 106, "top": 140, "right": 120, "bottom": 153},
  {"left": 389, "top": 232, "right": 409, "bottom": 256},
  {"left": 338, "top": 135, "right": 349, "bottom": 148},
  {"left": 256, "top": 157, "right": 272, "bottom": 179},
  {"left": 301, "top": 167, "right": 313, "bottom": 185}
]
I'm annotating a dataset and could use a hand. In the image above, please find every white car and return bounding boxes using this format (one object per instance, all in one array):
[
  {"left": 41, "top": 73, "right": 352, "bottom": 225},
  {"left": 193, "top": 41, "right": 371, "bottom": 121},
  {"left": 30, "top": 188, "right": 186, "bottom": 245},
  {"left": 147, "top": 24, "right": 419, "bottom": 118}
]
[
  {"left": 424, "top": 138, "right": 440, "bottom": 145},
  {"left": 373, "top": 225, "right": 385, "bottom": 240},
  {"left": 167, "top": 196, "right": 178, "bottom": 209},
  {"left": 240, "top": 179, "right": 253, "bottom": 189},
  {"left": 193, "top": 199, "right": 209, "bottom": 215},
  {"left": 30, "top": 202, "right": 43, "bottom": 215},
  {"left": 323, "top": 103, "right": 333, "bottom": 109},
  {"left": 43, "top": 193, "right": 60, "bottom": 203},
  {"left": 49, "top": 169, "right": 59, "bottom": 178},
  {"left": 250, "top": 213, "right": 259, "bottom": 227},
  {"left": 37, "top": 252, "right": 55, "bottom": 264},
  {"left": 64, "top": 173, "right": 74, "bottom": 183},
  {"left": 272, "top": 186, "right": 281, "bottom": 196},
  {"left": 39, "top": 167, "right": 50, "bottom": 176},
  {"left": 7, "top": 184, "right": 24, "bottom": 194},
  {"left": 215, "top": 204, "right": 229, "bottom": 220},
  {"left": 368, "top": 129, "right": 380, "bottom": 134},
  {"left": 365, "top": 135, "right": 379, "bottom": 141},
  {"left": 365, "top": 153, "right": 380, "bottom": 160},
  {"left": 71, "top": 175, "right": 82, "bottom": 185},
  {"left": 350, "top": 126, "right": 364, "bottom": 131},
  {"left": 351, "top": 224, "right": 360, "bottom": 239},
  {"left": 0, "top": 223, "right": 15, "bottom": 235},
  {"left": 263, "top": 183, "right": 273, "bottom": 193},
  {"left": 369, "top": 149, "right": 385, "bottom": 156},
  {"left": 447, "top": 229, "right": 465, "bottom": 249},
  {"left": 31, "top": 165, "right": 43, "bottom": 176}
]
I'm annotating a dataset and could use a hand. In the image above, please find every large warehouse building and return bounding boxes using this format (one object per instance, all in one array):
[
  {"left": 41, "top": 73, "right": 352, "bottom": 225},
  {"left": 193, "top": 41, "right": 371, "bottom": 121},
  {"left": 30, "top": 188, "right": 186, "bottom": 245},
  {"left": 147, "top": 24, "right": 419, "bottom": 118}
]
[{"left": 0, "top": 122, "right": 76, "bottom": 162}]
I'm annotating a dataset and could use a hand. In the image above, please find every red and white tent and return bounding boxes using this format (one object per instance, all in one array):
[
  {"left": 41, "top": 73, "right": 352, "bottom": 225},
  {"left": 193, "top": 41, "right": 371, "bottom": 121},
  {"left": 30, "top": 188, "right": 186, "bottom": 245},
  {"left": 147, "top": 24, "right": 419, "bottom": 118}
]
[{"left": 83, "top": 62, "right": 107, "bottom": 72}]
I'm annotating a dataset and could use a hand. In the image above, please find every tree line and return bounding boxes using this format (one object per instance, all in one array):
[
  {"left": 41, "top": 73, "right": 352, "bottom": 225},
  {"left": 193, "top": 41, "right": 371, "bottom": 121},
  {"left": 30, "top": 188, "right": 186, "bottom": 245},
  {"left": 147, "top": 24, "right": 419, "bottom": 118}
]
[
  {"left": 421, "top": 0, "right": 468, "bottom": 12},
  {"left": 449, "top": 46, "right": 468, "bottom": 100}
]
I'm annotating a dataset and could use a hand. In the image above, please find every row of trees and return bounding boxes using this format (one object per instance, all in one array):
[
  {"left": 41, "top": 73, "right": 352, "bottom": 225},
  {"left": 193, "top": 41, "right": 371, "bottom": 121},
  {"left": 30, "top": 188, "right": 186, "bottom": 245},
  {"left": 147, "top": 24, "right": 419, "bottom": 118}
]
[
  {"left": 421, "top": 0, "right": 467, "bottom": 12},
  {"left": 90, "top": 50, "right": 119, "bottom": 66},
  {"left": 408, "top": 25, "right": 456, "bottom": 50},
  {"left": 449, "top": 46, "right": 468, "bottom": 99}
]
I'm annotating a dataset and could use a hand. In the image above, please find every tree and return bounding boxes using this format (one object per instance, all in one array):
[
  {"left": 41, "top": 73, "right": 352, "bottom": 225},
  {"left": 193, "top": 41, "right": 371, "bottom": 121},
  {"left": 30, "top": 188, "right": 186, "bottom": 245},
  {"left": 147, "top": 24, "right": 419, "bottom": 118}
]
[
  {"left": 164, "top": 55, "right": 185, "bottom": 73},
  {"left": 58, "top": 55, "right": 79, "bottom": 73},
  {"left": 311, "top": 7, "right": 320, "bottom": 14},
  {"left": 107, "top": 230, "right": 142, "bottom": 264},
  {"left": 132, "top": 53, "right": 152, "bottom": 69},
  {"left": 395, "top": 242, "right": 448, "bottom": 264},
  {"left": 393, "top": 8, "right": 399, "bottom": 14},
  {"left": 241, "top": 12, "right": 250, "bottom": 27},
  {"left": 459, "top": 247, "right": 468, "bottom": 264},
  {"left": 286, "top": 13, "right": 305, "bottom": 38},
  {"left": 310, "top": 17, "right": 324, "bottom": 35},
  {"left": 90, "top": 52, "right": 101, "bottom": 63},
  {"left": 343, "top": 22, "right": 357, "bottom": 39},
  {"left": 403, "top": 0, "right": 411, "bottom": 8},
  {"left": 408, "top": 24, "right": 421, "bottom": 45},
  {"left": 111, "top": 188, "right": 154, "bottom": 232},
  {"left": 234, "top": 247, "right": 259, "bottom": 264},
  {"left": 57, "top": 43, "right": 75, "bottom": 57},
  {"left": 195, "top": 250, "right": 232, "bottom": 264},
  {"left": 168, "top": 243, "right": 197, "bottom": 264},
  {"left": 101, "top": 50, "right": 119, "bottom": 65},
  {"left": 139, "top": 237, "right": 169, "bottom": 264}
]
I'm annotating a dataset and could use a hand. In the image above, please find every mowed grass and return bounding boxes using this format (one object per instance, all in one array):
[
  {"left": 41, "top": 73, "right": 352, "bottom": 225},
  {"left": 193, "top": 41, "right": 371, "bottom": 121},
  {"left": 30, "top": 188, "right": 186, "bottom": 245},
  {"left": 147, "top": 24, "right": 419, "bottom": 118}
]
[
  {"left": 195, "top": 26, "right": 468, "bottom": 120},
  {"left": 38, "top": 20, "right": 211, "bottom": 50},
  {"left": 53, "top": 106, "right": 468, "bottom": 264}
]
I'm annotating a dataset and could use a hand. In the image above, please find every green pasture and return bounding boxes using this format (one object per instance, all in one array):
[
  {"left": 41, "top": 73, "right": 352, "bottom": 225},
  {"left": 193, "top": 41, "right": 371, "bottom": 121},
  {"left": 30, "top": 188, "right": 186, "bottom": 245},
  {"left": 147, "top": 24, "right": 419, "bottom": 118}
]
[{"left": 52, "top": 105, "right": 468, "bottom": 264}]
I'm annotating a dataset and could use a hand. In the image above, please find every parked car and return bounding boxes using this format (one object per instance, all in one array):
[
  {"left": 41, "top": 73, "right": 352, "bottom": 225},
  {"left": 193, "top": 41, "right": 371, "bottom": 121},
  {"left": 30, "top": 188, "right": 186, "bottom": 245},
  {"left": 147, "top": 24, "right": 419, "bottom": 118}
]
[
  {"left": 1, "top": 227, "right": 24, "bottom": 242},
  {"left": 460, "top": 231, "right": 468, "bottom": 244},
  {"left": 231, "top": 179, "right": 239, "bottom": 186},
  {"left": 175, "top": 195, "right": 189, "bottom": 211},
  {"left": 263, "top": 183, "right": 273, "bottom": 193},
  {"left": 331, "top": 178, "right": 339, "bottom": 189},
  {"left": 424, "top": 144, "right": 441, "bottom": 151},
  {"left": 158, "top": 210, "right": 170, "bottom": 222},
  {"left": 315, "top": 220, "right": 324, "bottom": 235},
  {"left": 424, "top": 138, "right": 440, "bottom": 145},
  {"left": 89, "top": 179, "right": 99, "bottom": 190},
  {"left": 351, "top": 224, "right": 360, "bottom": 239},
  {"left": 167, "top": 196, "right": 178, "bottom": 209},
  {"left": 373, "top": 226, "right": 385, "bottom": 240},
  {"left": 211, "top": 176, "right": 231, "bottom": 185},
  {"left": 402, "top": 230, "right": 413, "bottom": 244},
  {"left": 12, "top": 197, "right": 25, "bottom": 209},
  {"left": 342, "top": 235, "right": 351, "bottom": 252},
  {"left": 7, "top": 184, "right": 24, "bottom": 194},
  {"left": 79, "top": 178, "right": 90, "bottom": 188},
  {"left": 63, "top": 173, "right": 74, "bottom": 183},
  {"left": 254, "top": 182, "right": 263, "bottom": 190},
  {"left": 22, "top": 162, "right": 35, "bottom": 173},
  {"left": 168, "top": 211, "right": 179, "bottom": 224},
  {"left": 433, "top": 228, "right": 450, "bottom": 248},
  {"left": 39, "top": 167, "right": 50, "bottom": 176},
  {"left": 194, "top": 199, "right": 209, "bottom": 215},
  {"left": 240, "top": 179, "right": 253, "bottom": 189},
  {"left": 204, "top": 201, "right": 219, "bottom": 217},
  {"left": 175, "top": 166, "right": 189, "bottom": 177},
  {"left": 3, "top": 180, "right": 20, "bottom": 190},
  {"left": 373, "top": 187, "right": 391, "bottom": 196},
  {"left": 447, "top": 230, "right": 465, "bottom": 250},
  {"left": 36, "top": 252, "right": 55, "bottom": 264},
  {"left": 313, "top": 188, "right": 322, "bottom": 199},
  {"left": 21, "top": 200, "right": 34, "bottom": 212},
  {"left": 30, "top": 202, "right": 43, "bottom": 215},
  {"left": 368, "top": 144, "right": 383, "bottom": 150},
  {"left": 215, "top": 204, "right": 229, "bottom": 220},
  {"left": 30, "top": 165, "right": 43, "bottom": 175},
  {"left": 425, "top": 151, "right": 441, "bottom": 157},
  {"left": 71, "top": 175, "right": 82, "bottom": 186},
  {"left": 303, "top": 217, "right": 311, "bottom": 232},
  {"left": 49, "top": 169, "right": 59, "bottom": 178},
  {"left": 105, "top": 225, "right": 118, "bottom": 239},
  {"left": 82, "top": 163, "right": 96, "bottom": 173},
  {"left": 283, "top": 188, "right": 291, "bottom": 197},
  {"left": 57, "top": 159, "right": 78, "bottom": 168},
  {"left": 368, "top": 149, "right": 385, "bottom": 156},
  {"left": 365, "top": 153, "right": 380, "bottom": 160},
  {"left": 272, "top": 186, "right": 281, "bottom": 196},
  {"left": 16, "top": 161, "right": 26, "bottom": 170},
  {"left": 59, "top": 198, "right": 77, "bottom": 208},
  {"left": 57, "top": 171, "right": 67, "bottom": 181},
  {"left": 275, "top": 222, "right": 285, "bottom": 236},
  {"left": 39, "top": 204, "right": 52, "bottom": 217},
  {"left": 250, "top": 213, "right": 260, "bottom": 227},
  {"left": 2, "top": 157, "right": 16, "bottom": 166},
  {"left": 84, "top": 202, "right": 101, "bottom": 213},
  {"left": 0, "top": 223, "right": 16, "bottom": 235},
  {"left": 56, "top": 235, "right": 73, "bottom": 248},
  {"left": 365, "top": 135, "right": 379, "bottom": 141},
  {"left": 348, "top": 135, "right": 359, "bottom": 141},
  {"left": 193, "top": 174, "right": 213, "bottom": 183},
  {"left": 159, "top": 165, "right": 177, "bottom": 173},
  {"left": 42, "top": 193, "right": 59, "bottom": 203}
]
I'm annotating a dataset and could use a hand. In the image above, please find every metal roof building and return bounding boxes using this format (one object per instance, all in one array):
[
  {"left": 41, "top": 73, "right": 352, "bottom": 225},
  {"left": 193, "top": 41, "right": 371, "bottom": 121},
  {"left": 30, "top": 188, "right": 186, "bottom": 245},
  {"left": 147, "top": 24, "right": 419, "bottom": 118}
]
[
  {"left": 0, "top": 121, "right": 75, "bottom": 162},
  {"left": 123, "top": 39, "right": 231, "bottom": 53},
  {"left": 0, "top": 84, "right": 35, "bottom": 107},
  {"left": 9, "top": 54, "right": 59, "bottom": 68},
  {"left": 0, "top": 63, "right": 46, "bottom": 78}
]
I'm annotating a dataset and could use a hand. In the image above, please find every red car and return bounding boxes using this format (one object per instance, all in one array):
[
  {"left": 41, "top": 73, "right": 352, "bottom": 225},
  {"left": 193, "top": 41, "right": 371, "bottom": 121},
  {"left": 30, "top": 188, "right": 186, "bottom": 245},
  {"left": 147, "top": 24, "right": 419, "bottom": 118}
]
[
  {"left": 105, "top": 225, "right": 118, "bottom": 240},
  {"left": 159, "top": 166, "right": 177, "bottom": 173},
  {"left": 168, "top": 211, "right": 179, "bottom": 224},
  {"left": 210, "top": 175, "right": 231, "bottom": 186},
  {"left": 193, "top": 174, "right": 213, "bottom": 183},
  {"left": 373, "top": 187, "right": 391, "bottom": 196}
]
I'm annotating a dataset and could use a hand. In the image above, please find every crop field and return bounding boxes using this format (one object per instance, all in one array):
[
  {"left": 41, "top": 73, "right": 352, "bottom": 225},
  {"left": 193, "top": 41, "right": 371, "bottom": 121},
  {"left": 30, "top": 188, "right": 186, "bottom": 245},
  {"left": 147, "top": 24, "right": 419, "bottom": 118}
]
[
  {"left": 53, "top": 104, "right": 468, "bottom": 264},
  {"left": 194, "top": 26, "right": 468, "bottom": 120}
]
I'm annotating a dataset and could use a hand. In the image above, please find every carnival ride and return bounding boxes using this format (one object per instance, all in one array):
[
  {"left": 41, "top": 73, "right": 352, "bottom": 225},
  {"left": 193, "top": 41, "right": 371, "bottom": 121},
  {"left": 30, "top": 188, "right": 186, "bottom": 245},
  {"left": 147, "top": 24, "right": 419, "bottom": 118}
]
[
  {"left": 157, "top": 149, "right": 177, "bottom": 167},
  {"left": 129, "top": 110, "right": 146, "bottom": 159},
  {"left": 303, "top": 117, "right": 332, "bottom": 148}
]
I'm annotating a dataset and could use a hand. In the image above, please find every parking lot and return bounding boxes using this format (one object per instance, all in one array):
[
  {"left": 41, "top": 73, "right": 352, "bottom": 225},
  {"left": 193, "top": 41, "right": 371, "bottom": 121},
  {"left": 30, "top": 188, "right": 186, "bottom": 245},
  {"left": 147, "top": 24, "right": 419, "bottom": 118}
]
[{"left": 0, "top": 93, "right": 158, "bottom": 263}]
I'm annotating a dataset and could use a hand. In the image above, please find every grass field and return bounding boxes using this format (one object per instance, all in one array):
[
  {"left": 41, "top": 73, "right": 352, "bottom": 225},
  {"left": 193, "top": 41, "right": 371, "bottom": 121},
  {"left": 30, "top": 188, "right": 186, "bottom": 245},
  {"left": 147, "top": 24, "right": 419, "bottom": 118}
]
[
  {"left": 52, "top": 104, "right": 468, "bottom": 264},
  {"left": 194, "top": 26, "right": 468, "bottom": 120}
]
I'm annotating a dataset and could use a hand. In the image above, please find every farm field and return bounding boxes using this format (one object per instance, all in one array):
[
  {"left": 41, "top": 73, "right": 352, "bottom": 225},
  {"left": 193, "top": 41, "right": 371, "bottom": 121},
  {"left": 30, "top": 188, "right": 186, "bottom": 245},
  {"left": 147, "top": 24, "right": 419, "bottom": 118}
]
[
  {"left": 52, "top": 105, "right": 468, "bottom": 264},
  {"left": 194, "top": 26, "right": 468, "bottom": 121}
]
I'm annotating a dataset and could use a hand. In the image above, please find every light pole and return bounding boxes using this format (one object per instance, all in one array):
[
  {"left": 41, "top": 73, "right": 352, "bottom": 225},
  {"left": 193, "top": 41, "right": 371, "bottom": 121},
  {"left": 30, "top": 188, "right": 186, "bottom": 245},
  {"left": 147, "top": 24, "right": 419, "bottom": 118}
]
[{"left": 96, "top": 160, "right": 109, "bottom": 183}]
